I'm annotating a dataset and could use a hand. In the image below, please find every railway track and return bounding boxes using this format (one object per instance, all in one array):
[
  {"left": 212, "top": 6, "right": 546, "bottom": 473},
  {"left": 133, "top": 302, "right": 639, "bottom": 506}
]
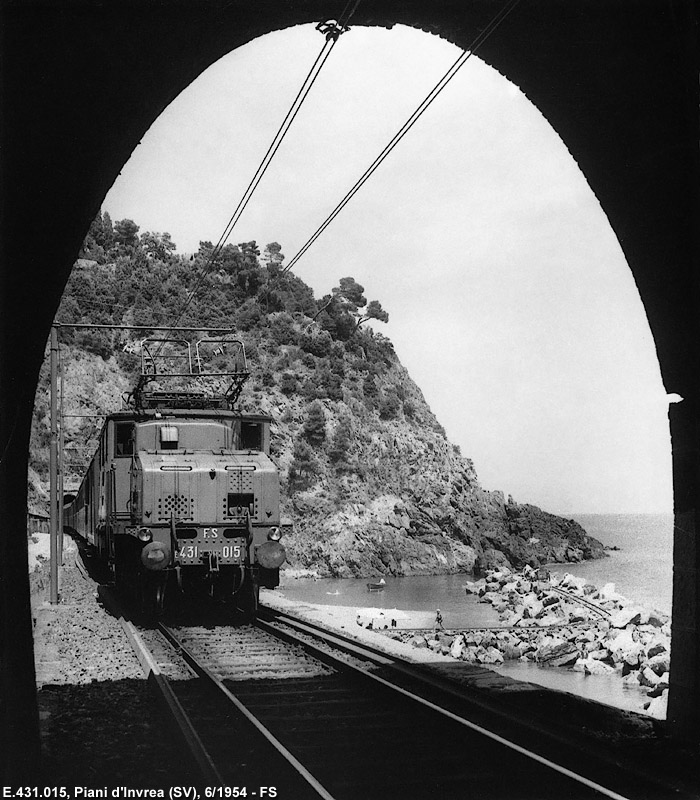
[
  {"left": 100, "top": 590, "right": 695, "bottom": 800},
  {"left": 548, "top": 586, "right": 613, "bottom": 619}
]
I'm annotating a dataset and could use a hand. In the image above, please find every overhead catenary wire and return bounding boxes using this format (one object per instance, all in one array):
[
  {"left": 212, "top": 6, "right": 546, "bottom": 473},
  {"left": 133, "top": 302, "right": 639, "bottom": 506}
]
[
  {"left": 157, "top": 1, "right": 361, "bottom": 346},
  {"left": 281, "top": 0, "right": 521, "bottom": 275}
]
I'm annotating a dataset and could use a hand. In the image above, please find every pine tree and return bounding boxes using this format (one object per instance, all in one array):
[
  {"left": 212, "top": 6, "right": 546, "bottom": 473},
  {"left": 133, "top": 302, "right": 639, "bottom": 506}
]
[
  {"left": 302, "top": 401, "right": 326, "bottom": 447},
  {"left": 328, "top": 416, "right": 353, "bottom": 464}
]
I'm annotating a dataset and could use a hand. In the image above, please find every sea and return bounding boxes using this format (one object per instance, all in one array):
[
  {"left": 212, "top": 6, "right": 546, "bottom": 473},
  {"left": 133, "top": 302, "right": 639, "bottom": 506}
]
[{"left": 275, "top": 513, "right": 674, "bottom": 715}]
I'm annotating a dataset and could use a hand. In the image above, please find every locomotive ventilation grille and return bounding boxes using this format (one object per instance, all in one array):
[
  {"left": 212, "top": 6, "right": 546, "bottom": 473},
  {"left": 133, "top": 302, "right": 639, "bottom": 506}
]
[
  {"left": 229, "top": 471, "right": 254, "bottom": 492},
  {"left": 158, "top": 494, "right": 195, "bottom": 521}
]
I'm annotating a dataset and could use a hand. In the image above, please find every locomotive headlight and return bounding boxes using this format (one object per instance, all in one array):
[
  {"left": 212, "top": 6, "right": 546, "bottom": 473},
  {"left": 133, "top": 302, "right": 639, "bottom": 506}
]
[
  {"left": 267, "top": 527, "right": 282, "bottom": 541},
  {"left": 137, "top": 527, "right": 153, "bottom": 542}
]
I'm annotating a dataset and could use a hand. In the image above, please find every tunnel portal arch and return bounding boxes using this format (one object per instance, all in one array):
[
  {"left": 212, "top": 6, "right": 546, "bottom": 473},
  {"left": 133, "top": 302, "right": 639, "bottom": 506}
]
[{"left": 1, "top": 0, "right": 698, "bottom": 779}]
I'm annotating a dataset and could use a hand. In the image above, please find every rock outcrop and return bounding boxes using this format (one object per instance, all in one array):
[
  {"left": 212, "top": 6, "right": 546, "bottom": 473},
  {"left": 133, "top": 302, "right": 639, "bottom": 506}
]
[{"left": 264, "top": 360, "right": 605, "bottom": 577}]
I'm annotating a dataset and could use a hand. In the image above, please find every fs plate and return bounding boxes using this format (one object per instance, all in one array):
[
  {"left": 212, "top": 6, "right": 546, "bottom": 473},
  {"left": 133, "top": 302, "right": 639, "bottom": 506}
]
[{"left": 175, "top": 526, "right": 247, "bottom": 565}]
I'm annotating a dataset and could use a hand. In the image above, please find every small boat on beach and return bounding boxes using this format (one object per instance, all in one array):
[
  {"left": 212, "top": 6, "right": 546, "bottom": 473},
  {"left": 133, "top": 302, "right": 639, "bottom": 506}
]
[{"left": 367, "top": 578, "right": 386, "bottom": 592}]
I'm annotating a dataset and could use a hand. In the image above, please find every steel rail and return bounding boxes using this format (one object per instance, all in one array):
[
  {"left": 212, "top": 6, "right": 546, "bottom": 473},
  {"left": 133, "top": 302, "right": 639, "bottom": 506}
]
[
  {"left": 157, "top": 622, "right": 336, "bottom": 800},
  {"left": 255, "top": 610, "right": 635, "bottom": 800},
  {"left": 73, "top": 553, "right": 90, "bottom": 581},
  {"left": 549, "top": 586, "right": 612, "bottom": 618},
  {"left": 96, "top": 587, "right": 224, "bottom": 786}
]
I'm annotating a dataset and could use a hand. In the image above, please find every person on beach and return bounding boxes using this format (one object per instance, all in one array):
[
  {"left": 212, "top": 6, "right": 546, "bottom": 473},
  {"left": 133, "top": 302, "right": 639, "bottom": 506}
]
[{"left": 435, "top": 609, "right": 444, "bottom": 630}]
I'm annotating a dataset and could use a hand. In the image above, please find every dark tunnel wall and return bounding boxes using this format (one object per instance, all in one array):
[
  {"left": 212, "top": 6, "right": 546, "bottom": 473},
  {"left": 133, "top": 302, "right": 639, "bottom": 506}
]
[{"left": 1, "top": 0, "right": 698, "bottom": 779}]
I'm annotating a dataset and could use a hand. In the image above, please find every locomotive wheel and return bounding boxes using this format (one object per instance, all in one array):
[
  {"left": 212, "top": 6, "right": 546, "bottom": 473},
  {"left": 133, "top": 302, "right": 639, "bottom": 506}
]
[
  {"left": 236, "top": 573, "right": 260, "bottom": 618},
  {"left": 113, "top": 538, "right": 138, "bottom": 601},
  {"left": 139, "top": 571, "right": 168, "bottom": 619}
]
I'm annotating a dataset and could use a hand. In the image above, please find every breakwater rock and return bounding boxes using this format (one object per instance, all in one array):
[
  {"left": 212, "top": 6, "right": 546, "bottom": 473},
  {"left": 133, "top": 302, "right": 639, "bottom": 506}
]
[{"left": 383, "top": 564, "right": 671, "bottom": 719}]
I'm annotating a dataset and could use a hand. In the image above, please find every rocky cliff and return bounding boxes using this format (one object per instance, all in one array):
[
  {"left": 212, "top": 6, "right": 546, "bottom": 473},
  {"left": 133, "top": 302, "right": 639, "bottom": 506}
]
[{"left": 229, "top": 322, "right": 604, "bottom": 577}]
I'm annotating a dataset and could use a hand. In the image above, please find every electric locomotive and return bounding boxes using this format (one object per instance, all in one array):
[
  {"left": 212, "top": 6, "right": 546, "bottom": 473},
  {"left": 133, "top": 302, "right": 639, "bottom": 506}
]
[{"left": 63, "top": 336, "right": 287, "bottom": 614}]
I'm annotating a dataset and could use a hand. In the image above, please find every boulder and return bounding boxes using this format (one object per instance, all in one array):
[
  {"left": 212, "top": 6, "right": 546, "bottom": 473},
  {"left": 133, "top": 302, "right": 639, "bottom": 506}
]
[
  {"left": 607, "top": 629, "right": 644, "bottom": 666},
  {"left": 639, "top": 666, "right": 662, "bottom": 688},
  {"left": 574, "top": 656, "right": 616, "bottom": 675},
  {"left": 591, "top": 659, "right": 617, "bottom": 675},
  {"left": 609, "top": 606, "right": 645, "bottom": 628},
  {"left": 588, "top": 648, "right": 611, "bottom": 661},
  {"left": 450, "top": 637, "right": 465, "bottom": 659},
  {"left": 523, "top": 599, "right": 544, "bottom": 619},
  {"left": 560, "top": 573, "right": 588, "bottom": 592},
  {"left": 410, "top": 636, "right": 428, "bottom": 649},
  {"left": 646, "top": 643, "right": 667, "bottom": 659},
  {"left": 501, "top": 643, "right": 522, "bottom": 660},
  {"left": 597, "top": 582, "right": 626, "bottom": 602},
  {"left": 647, "top": 681, "right": 669, "bottom": 698},
  {"left": 646, "top": 611, "right": 668, "bottom": 628},
  {"left": 472, "top": 645, "right": 489, "bottom": 663},
  {"left": 482, "top": 646, "right": 504, "bottom": 665},
  {"left": 461, "top": 646, "right": 480, "bottom": 663},
  {"left": 644, "top": 690, "right": 668, "bottom": 719},
  {"left": 536, "top": 641, "right": 579, "bottom": 667},
  {"left": 644, "top": 652, "right": 671, "bottom": 676}
]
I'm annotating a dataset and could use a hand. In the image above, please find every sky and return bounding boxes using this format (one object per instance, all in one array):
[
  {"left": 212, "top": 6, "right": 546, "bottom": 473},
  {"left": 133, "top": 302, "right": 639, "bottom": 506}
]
[{"left": 103, "top": 23, "right": 675, "bottom": 516}]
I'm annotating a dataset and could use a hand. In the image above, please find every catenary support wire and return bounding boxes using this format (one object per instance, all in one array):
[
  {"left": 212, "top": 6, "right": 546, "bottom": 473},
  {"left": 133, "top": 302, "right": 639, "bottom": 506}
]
[
  {"left": 159, "top": 2, "right": 360, "bottom": 344},
  {"left": 281, "top": 0, "right": 521, "bottom": 275}
]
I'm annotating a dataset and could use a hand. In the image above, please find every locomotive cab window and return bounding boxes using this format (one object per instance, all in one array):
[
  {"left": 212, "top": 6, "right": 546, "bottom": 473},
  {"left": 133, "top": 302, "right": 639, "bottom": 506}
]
[
  {"left": 159, "top": 425, "right": 179, "bottom": 450},
  {"left": 240, "top": 421, "right": 262, "bottom": 451},
  {"left": 114, "top": 422, "right": 134, "bottom": 457}
]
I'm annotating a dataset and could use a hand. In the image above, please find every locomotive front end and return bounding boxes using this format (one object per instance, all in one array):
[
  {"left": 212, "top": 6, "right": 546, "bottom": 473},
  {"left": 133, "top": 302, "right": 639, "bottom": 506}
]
[
  {"left": 64, "top": 336, "right": 289, "bottom": 616},
  {"left": 125, "top": 413, "right": 287, "bottom": 612}
]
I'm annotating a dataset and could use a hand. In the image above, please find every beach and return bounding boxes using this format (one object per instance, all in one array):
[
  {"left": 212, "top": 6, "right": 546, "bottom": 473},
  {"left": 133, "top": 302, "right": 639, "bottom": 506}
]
[{"left": 260, "top": 588, "right": 456, "bottom": 666}]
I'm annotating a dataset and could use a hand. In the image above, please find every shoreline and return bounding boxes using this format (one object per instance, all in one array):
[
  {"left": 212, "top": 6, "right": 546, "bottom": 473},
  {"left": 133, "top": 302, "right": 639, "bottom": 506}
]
[
  {"left": 260, "top": 589, "right": 456, "bottom": 665},
  {"left": 266, "top": 562, "right": 670, "bottom": 719}
]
